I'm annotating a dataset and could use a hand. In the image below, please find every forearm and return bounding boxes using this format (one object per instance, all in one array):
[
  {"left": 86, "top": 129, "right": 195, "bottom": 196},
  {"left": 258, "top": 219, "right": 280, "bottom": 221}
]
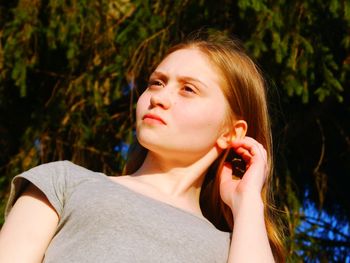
[{"left": 227, "top": 193, "right": 275, "bottom": 263}]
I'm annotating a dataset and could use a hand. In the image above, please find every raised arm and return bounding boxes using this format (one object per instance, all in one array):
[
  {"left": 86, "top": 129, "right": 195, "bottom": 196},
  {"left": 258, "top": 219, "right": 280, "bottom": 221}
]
[
  {"left": 0, "top": 184, "right": 59, "bottom": 263},
  {"left": 220, "top": 137, "right": 275, "bottom": 263}
]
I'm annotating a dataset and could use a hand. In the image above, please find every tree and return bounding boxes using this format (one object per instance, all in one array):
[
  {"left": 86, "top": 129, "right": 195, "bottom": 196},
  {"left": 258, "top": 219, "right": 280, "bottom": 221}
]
[{"left": 1, "top": 0, "right": 349, "bottom": 261}]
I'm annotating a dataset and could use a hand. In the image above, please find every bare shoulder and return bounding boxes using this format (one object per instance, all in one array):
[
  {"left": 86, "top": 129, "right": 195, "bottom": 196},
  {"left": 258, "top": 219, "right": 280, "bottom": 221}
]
[
  {"left": 0, "top": 183, "right": 59, "bottom": 262},
  {"left": 22, "top": 183, "right": 58, "bottom": 212}
]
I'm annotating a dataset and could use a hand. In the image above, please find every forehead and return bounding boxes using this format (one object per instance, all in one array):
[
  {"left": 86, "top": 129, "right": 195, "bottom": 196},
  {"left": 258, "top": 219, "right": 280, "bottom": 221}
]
[{"left": 155, "top": 48, "right": 220, "bottom": 83}]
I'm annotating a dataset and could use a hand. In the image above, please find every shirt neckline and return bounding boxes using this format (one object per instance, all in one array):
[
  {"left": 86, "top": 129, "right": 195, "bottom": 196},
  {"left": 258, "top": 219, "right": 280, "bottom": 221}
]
[{"left": 100, "top": 173, "right": 223, "bottom": 229}]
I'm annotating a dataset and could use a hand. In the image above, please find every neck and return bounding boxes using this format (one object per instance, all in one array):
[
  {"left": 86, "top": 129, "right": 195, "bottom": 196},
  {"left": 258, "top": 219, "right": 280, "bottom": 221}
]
[{"left": 131, "top": 147, "right": 221, "bottom": 214}]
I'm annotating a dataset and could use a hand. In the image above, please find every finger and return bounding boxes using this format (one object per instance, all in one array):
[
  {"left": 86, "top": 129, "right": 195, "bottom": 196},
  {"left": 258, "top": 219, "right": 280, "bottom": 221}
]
[
  {"left": 231, "top": 136, "right": 262, "bottom": 147},
  {"left": 230, "top": 138, "right": 257, "bottom": 152},
  {"left": 234, "top": 147, "right": 252, "bottom": 163},
  {"left": 220, "top": 163, "right": 235, "bottom": 183},
  {"left": 256, "top": 143, "right": 267, "bottom": 162},
  {"left": 231, "top": 138, "right": 266, "bottom": 158},
  {"left": 221, "top": 162, "right": 233, "bottom": 178}
]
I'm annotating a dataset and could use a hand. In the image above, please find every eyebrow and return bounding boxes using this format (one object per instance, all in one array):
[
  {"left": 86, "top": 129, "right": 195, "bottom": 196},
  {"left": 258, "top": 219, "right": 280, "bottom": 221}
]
[{"left": 150, "top": 71, "right": 209, "bottom": 89}]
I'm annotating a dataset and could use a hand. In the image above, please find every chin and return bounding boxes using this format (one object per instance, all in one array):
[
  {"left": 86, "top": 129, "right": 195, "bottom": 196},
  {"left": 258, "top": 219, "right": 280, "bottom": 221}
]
[{"left": 136, "top": 134, "right": 161, "bottom": 153}]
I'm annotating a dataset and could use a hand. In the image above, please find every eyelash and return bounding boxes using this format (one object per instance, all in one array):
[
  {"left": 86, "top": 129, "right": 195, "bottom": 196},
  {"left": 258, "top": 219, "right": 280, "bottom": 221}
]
[
  {"left": 182, "top": 86, "right": 196, "bottom": 94},
  {"left": 147, "top": 79, "right": 198, "bottom": 95},
  {"left": 148, "top": 80, "right": 163, "bottom": 88}
]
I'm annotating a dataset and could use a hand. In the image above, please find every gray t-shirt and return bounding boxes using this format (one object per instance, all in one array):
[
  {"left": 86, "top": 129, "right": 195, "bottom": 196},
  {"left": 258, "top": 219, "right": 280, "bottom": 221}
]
[{"left": 5, "top": 161, "right": 230, "bottom": 263}]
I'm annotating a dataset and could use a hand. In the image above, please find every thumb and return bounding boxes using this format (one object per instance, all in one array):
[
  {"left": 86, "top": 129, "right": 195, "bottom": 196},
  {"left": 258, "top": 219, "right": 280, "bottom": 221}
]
[
  {"left": 219, "top": 162, "right": 239, "bottom": 209},
  {"left": 220, "top": 162, "right": 234, "bottom": 185}
]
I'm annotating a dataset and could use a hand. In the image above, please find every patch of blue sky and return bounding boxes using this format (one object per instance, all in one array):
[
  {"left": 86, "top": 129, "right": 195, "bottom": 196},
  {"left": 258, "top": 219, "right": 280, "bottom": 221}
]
[
  {"left": 114, "top": 141, "right": 130, "bottom": 160},
  {"left": 296, "top": 190, "right": 350, "bottom": 261},
  {"left": 34, "top": 138, "right": 41, "bottom": 151},
  {"left": 122, "top": 80, "right": 135, "bottom": 96}
]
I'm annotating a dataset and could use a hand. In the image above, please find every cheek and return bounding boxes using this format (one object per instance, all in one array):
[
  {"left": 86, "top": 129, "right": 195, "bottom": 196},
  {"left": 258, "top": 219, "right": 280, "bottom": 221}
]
[
  {"left": 174, "top": 102, "right": 226, "bottom": 135},
  {"left": 136, "top": 93, "right": 149, "bottom": 118}
]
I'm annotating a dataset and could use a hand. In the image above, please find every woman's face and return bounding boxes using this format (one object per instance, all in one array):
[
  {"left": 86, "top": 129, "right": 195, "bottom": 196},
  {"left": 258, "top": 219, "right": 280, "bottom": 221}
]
[{"left": 136, "top": 48, "right": 229, "bottom": 162}]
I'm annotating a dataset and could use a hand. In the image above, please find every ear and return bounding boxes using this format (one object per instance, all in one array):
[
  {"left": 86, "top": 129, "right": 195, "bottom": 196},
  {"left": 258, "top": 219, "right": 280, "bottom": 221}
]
[{"left": 216, "top": 120, "right": 248, "bottom": 149}]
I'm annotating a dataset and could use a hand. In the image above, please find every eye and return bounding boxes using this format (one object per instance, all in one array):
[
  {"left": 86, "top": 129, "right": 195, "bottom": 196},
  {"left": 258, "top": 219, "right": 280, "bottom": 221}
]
[
  {"left": 182, "top": 85, "right": 197, "bottom": 95},
  {"left": 148, "top": 79, "right": 163, "bottom": 88},
  {"left": 184, "top": 86, "right": 194, "bottom": 92}
]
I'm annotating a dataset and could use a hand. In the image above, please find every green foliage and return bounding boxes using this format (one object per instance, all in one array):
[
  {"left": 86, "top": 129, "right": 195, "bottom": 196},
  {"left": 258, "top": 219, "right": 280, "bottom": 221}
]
[
  {"left": 0, "top": 0, "right": 349, "bottom": 260},
  {"left": 236, "top": 0, "right": 349, "bottom": 104}
]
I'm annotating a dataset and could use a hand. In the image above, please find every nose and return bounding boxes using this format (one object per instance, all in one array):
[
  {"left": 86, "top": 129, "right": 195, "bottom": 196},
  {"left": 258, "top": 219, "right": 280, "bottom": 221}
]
[{"left": 149, "top": 90, "right": 171, "bottom": 110}]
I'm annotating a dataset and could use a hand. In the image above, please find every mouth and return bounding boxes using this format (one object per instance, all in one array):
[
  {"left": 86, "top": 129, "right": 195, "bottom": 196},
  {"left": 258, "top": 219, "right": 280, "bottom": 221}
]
[{"left": 142, "top": 113, "right": 166, "bottom": 125}]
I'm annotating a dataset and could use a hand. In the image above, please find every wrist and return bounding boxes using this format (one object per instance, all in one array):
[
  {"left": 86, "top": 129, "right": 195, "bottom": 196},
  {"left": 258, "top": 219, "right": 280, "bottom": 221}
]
[{"left": 231, "top": 192, "right": 264, "bottom": 219}]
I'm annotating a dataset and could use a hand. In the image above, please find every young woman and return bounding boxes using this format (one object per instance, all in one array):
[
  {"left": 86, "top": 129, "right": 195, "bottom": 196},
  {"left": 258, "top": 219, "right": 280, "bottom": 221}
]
[{"left": 0, "top": 34, "right": 286, "bottom": 262}]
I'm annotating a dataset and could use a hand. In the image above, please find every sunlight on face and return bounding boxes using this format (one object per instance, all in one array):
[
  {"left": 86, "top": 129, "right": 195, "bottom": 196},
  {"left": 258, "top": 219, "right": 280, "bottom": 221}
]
[{"left": 136, "top": 48, "right": 229, "bottom": 161}]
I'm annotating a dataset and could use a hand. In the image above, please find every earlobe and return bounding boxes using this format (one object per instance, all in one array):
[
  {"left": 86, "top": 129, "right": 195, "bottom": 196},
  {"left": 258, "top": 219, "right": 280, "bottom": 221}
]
[{"left": 217, "top": 136, "right": 230, "bottom": 149}]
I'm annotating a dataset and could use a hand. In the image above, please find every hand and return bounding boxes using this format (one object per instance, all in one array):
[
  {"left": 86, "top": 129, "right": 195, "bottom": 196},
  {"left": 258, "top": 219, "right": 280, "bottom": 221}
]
[{"left": 219, "top": 136, "right": 268, "bottom": 218}]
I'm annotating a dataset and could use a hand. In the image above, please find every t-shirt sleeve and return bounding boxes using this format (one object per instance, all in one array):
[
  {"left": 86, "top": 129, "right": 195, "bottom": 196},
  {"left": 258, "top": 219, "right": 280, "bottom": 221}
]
[{"left": 5, "top": 160, "right": 71, "bottom": 218}]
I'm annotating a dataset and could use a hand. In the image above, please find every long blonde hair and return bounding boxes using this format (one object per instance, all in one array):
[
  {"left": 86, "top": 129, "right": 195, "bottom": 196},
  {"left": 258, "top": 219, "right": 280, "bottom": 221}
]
[{"left": 124, "top": 33, "right": 286, "bottom": 262}]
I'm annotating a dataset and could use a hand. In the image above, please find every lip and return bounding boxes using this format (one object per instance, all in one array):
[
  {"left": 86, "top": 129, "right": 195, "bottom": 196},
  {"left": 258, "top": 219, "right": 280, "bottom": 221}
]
[{"left": 142, "top": 113, "right": 166, "bottom": 125}]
